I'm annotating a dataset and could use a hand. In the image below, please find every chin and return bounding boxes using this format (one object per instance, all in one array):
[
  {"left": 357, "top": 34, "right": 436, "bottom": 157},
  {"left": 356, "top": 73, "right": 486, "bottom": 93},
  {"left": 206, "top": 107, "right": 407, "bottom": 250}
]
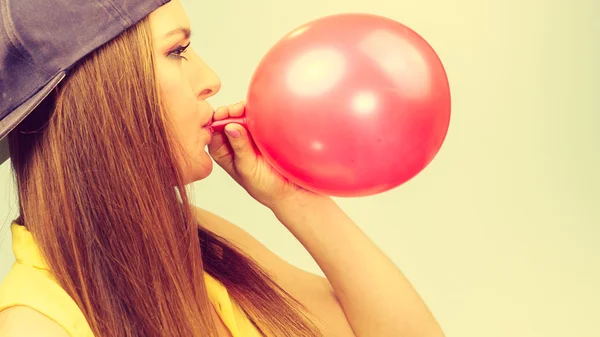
[{"left": 183, "top": 152, "right": 214, "bottom": 184}]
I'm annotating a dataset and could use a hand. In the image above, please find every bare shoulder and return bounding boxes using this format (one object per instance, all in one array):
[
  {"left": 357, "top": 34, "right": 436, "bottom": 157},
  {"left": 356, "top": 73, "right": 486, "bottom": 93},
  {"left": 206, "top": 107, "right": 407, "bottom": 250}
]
[
  {"left": 0, "top": 306, "right": 70, "bottom": 337},
  {"left": 191, "top": 205, "right": 330, "bottom": 292},
  {"left": 191, "top": 205, "right": 356, "bottom": 336}
]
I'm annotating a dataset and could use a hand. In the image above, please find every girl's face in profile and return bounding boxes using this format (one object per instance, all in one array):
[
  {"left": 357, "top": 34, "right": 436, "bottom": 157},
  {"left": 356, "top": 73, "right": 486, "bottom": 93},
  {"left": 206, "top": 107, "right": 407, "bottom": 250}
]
[{"left": 149, "top": 0, "right": 222, "bottom": 183}]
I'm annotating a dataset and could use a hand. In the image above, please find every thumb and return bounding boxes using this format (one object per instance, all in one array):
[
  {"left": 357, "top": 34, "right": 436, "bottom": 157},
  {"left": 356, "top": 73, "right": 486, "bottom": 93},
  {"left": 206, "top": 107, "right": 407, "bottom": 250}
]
[{"left": 224, "top": 123, "right": 257, "bottom": 174}]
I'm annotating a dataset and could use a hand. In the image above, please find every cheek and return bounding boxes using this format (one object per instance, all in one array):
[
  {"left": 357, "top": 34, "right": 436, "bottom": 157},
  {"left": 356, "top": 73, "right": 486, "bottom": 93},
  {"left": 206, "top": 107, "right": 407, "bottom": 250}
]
[
  {"left": 158, "top": 66, "right": 199, "bottom": 128},
  {"left": 160, "top": 69, "right": 190, "bottom": 109},
  {"left": 156, "top": 64, "right": 206, "bottom": 161}
]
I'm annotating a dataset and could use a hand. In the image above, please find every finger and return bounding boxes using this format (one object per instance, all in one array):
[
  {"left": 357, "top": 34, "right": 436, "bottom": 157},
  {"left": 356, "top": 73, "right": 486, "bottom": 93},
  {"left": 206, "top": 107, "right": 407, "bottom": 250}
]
[
  {"left": 207, "top": 132, "right": 228, "bottom": 157},
  {"left": 208, "top": 132, "right": 235, "bottom": 170},
  {"left": 229, "top": 101, "right": 245, "bottom": 118},
  {"left": 213, "top": 105, "right": 229, "bottom": 121},
  {"left": 224, "top": 123, "right": 257, "bottom": 174}
]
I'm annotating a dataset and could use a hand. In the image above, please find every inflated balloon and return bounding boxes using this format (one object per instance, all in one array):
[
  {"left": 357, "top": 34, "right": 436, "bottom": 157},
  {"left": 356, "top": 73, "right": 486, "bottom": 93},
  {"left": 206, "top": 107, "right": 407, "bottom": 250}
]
[{"left": 211, "top": 13, "right": 451, "bottom": 197}]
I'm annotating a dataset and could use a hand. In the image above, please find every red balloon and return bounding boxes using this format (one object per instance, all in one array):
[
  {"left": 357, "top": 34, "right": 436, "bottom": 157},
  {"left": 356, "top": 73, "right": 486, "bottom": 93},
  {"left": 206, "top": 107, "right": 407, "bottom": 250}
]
[{"left": 212, "top": 13, "right": 451, "bottom": 197}]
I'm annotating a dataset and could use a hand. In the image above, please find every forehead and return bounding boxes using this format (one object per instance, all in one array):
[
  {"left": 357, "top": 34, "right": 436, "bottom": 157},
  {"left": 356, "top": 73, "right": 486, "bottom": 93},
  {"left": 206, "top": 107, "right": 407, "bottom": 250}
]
[{"left": 148, "top": 0, "right": 191, "bottom": 39}]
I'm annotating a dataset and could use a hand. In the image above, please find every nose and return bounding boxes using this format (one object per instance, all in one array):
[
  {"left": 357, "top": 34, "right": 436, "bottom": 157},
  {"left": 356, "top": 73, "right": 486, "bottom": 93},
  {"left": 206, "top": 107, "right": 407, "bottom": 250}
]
[
  {"left": 189, "top": 51, "right": 222, "bottom": 100},
  {"left": 196, "top": 70, "right": 221, "bottom": 100}
]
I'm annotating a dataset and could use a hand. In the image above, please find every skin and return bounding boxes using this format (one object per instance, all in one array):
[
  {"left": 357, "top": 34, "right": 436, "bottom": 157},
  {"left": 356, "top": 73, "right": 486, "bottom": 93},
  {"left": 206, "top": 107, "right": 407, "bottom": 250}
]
[
  {"left": 150, "top": 0, "right": 316, "bottom": 208},
  {"left": 149, "top": 0, "right": 221, "bottom": 184},
  {"left": 154, "top": 4, "right": 444, "bottom": 337},
  {"left": 0, "top": 1, "right": 445, "bottom": 336}
]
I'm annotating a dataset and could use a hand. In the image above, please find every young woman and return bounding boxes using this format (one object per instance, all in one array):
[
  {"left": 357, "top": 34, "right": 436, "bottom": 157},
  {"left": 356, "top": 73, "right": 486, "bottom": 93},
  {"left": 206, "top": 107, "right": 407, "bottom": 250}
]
[{"left": 0, "top": 1, "right": 444, "bottom": 336}]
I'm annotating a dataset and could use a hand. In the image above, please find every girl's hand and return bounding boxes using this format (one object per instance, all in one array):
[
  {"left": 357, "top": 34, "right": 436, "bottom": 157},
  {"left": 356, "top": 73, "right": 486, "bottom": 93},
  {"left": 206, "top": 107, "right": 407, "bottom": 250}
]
[{"left": 207, "top": 101, "right": 324, "bottom": 210}]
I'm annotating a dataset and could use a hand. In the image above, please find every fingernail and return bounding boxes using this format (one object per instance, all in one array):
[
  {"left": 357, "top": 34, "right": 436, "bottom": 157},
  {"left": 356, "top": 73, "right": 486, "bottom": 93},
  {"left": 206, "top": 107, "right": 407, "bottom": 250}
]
[{"left": 225, "top": 127, "right": 241, "bottom": 138}]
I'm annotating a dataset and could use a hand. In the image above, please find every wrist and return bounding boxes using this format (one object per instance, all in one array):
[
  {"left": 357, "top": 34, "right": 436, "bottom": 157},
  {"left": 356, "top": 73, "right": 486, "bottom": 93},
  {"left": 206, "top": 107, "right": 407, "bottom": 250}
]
[{"left": 269, "top": 191, "right": 335, "bottom": 222}]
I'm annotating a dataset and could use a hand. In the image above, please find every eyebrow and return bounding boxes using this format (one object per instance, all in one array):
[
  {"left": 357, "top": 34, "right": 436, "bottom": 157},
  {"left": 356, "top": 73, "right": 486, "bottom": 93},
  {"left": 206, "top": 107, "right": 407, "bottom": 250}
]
[{"left": 162, "top": 27, "right": 192, "bottom": 40}]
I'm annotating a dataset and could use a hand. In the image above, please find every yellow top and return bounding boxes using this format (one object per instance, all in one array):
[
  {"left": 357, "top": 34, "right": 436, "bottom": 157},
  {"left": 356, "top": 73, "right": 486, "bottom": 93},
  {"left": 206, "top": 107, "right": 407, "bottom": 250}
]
[{"left": 0, "top": 223, "right": 261, "bottom": 337}]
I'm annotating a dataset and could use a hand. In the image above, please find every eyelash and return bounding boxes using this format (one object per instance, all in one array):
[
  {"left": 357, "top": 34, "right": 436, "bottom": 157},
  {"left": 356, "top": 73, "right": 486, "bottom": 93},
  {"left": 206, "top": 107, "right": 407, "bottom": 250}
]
[{"left": 168, "top": 42, "right": 191, "bottom": 60}]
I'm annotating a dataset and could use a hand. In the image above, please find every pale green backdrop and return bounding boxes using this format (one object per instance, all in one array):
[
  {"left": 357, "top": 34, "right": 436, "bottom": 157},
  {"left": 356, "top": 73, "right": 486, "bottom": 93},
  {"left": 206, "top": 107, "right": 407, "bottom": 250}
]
[{"left": 1, "top": 0, "right": 598, "bottom": 336}]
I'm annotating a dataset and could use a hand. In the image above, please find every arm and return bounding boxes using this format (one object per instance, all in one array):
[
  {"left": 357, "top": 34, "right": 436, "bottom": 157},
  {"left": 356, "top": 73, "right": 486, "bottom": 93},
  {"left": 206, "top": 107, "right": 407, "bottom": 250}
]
[
  {"left": 207, "top": 103, "right": 444, "bottom": 336},
  {"left": 270, "top": 195, "right": 445, "bottom": 337}
]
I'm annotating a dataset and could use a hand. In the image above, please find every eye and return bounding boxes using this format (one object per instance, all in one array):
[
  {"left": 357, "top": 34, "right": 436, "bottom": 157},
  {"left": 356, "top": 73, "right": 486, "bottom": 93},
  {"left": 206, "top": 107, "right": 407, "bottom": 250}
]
[{"left": 168, "top": 42, "right": 191, "bottom": 60}]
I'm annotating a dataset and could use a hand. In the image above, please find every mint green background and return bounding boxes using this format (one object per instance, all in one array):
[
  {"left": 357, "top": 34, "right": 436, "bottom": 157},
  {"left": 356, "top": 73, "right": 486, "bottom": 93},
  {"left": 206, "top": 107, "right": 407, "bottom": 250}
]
[{"left": 1, "top": 0, "right": 598, "bottom": 336}]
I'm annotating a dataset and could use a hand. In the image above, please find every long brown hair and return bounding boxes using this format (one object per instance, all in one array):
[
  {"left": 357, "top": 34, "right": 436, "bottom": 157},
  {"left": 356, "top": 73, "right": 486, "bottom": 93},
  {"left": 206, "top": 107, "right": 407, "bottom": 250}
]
[{"left": 7, "top": 17, "right": 322, "bottom": 337}]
